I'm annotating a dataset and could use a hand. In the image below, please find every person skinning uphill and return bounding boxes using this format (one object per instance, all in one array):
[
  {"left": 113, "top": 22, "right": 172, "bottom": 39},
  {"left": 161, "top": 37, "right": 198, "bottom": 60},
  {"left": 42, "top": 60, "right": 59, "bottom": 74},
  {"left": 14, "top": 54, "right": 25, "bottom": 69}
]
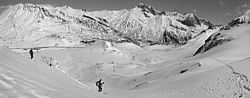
[
  {"left": 96, "top": 79, "right": 104, "bottom": 92},
  {"left": 29, "top": 48, "right": 34, "bottom": 59}
]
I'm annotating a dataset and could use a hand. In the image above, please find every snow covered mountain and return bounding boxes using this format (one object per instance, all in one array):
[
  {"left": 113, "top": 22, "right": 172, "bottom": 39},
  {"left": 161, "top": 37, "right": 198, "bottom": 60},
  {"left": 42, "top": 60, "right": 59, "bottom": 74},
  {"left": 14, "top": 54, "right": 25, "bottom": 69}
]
[
  {"left": 0, "top": 3, "right": 216, "bottom": 48},
  {"left": 91, "top": 3, "right": 215, "bottom": 45},
  {"left": 222, "top": 15, "right": 250, "bottom": 30},
  {"left": 0, "top": 3, "right": 121, "bottom": 48},
  {"left": 194, "top": 13, "right": 250, "bottom": 56}
]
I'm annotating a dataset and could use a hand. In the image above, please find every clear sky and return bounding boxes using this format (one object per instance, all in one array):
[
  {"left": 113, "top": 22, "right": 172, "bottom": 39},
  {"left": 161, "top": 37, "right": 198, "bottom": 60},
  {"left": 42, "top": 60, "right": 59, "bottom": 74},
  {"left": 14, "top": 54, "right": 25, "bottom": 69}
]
[{"left": 1, "top": 0, "right": 250, "bottom": 25}]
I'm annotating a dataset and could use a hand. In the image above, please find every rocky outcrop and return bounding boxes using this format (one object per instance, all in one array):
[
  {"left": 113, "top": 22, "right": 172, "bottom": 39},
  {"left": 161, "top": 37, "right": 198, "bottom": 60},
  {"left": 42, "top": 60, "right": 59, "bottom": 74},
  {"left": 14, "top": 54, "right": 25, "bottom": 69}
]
[
  {"left": 229, "top": 16, "right": 249, "bottom": 26},
  {"left": 180, "top": 14, "right": 201, "bottom": 27},
  {"left": 136, "top": 3, "right": 166, "bottom": 16},
  {"left": 162, "top": 30, "right": 192, "bottom": 45},
  {"left": 222, "top": 15, "right": 249, "bottom": 30},
  {"left": 193, "top": 14, "right": 250, "bottom": 56},
  {"left": 193, "top": 32, "right": 234, "bottom": 56}
]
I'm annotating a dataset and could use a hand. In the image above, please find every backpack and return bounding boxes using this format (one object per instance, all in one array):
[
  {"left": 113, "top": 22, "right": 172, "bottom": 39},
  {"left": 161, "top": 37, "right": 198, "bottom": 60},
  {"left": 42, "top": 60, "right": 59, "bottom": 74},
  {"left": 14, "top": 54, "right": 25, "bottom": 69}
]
[{"left": 96, "top": 81, "right": 100, "bottom": 87}]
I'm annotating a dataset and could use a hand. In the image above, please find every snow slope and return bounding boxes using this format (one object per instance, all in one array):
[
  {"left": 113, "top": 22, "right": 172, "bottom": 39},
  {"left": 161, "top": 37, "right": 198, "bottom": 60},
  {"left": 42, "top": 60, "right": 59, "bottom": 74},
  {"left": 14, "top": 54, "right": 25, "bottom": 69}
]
[
  {"left": 0, "top": 22, "right": 250, "bottom": 97},
  {"left": 194, "top": 23, "right": 250, "bottom": 63},
  {"left": 1, "top": 37, "right": 250, "bottom": 98},
  {"left": 0, "top": 48, "right": 99, "bottom": 98},
  {"left": 1, "top": 2, "right": 250, "bottom": 98}
]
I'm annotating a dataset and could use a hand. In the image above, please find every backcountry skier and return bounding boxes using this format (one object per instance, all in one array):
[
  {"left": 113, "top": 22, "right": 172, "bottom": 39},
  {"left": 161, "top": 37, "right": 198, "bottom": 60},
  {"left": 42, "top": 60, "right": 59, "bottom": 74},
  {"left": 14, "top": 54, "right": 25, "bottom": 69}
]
[
  {"left": 96, "top": 79, "right": 104, "bottom": 92},
  {"left": 29, "top": 48, "right": 34, "bottom": 59}
]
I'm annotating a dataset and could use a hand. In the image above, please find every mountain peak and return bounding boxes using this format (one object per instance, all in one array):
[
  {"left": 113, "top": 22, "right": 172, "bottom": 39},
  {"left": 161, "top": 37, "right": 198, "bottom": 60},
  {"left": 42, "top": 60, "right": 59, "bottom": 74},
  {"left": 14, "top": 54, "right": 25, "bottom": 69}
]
[
  {"left": 225, "top": 15, "right": 249, "bottom": 29},
  {"left": 136, "top": 3, "right": 152, "bottom": 9},
  {"left": 15, "top": 3, "right": 36, "bottom": 8},
  {"left": 13, "top": 3, "right": 53, "bottom": 10},
  {"left": 136, "top": 3, "right": 160, "bottom": 15}
]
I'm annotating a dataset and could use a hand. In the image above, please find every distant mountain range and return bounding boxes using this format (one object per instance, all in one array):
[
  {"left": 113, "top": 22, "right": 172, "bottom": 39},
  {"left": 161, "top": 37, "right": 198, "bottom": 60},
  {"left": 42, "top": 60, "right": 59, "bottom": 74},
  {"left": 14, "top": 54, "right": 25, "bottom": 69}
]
[
  {"left": 0, "top": 3, "right": 249, "bottom": 49},
  {"left": 0, "top": 3, "right": 218, "bottom": 48}
]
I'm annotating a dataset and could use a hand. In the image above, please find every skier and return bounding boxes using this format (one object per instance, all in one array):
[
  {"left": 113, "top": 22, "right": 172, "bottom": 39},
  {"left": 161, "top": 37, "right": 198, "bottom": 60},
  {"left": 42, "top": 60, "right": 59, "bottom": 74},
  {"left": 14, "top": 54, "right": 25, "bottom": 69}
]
[
  {"left": 29, "top": 48, "right": 34, "bottom": 59},
  {"left": 49, "top": 63, "right": 52, "bottom": 66},
  {"left": 96, "top": 79, "right": 104, "bottom": 92}
]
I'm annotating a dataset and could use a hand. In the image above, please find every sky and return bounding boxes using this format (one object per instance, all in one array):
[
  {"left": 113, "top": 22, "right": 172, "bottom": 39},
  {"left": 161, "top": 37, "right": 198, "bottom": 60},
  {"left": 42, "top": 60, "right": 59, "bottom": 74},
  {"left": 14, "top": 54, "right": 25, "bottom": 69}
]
[{"left": 1, "top": 0, "right": 250, "bottom": 25}]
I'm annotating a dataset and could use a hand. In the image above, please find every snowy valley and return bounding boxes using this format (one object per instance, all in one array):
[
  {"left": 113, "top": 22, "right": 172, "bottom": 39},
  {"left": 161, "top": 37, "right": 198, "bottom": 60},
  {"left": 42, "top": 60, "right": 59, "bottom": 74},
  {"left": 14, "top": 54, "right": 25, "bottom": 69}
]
[{"left": 0, "top": 3, "right": 250, "bottom": 98}]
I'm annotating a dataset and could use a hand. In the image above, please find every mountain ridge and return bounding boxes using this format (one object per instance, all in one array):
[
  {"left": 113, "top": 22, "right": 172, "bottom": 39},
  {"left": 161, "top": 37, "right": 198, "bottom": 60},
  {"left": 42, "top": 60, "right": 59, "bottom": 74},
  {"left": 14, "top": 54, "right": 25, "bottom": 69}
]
[
  {"left": 194, "top": 12, "right": 250, "bottom": 56},
  {"left": 0, "top": 3, "right": 216, "bottom": 48}
]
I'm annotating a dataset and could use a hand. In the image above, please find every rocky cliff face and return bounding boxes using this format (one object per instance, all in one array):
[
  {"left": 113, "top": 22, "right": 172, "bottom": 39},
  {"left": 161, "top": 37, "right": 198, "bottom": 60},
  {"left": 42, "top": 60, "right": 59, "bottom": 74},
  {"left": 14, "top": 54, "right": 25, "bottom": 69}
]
[
  {"left": 193, "top": 31, "right": 234, "bottom": 56},
  {"left": 0, "top": 3, "right": 215, "bottom": 48},
  {"left": 193, "top": 14, "right": 250, "bottom": 56},
  {"left": 222, "top": 15, "right": 250, "bottom": 30}
]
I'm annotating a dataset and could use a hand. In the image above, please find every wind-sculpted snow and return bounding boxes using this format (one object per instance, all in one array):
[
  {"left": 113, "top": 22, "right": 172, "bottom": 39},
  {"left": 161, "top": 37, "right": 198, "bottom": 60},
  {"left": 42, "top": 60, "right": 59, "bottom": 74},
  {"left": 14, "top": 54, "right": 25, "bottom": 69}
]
[{"left": 0, "top": 3, "right": 216, "bottom": 48}]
